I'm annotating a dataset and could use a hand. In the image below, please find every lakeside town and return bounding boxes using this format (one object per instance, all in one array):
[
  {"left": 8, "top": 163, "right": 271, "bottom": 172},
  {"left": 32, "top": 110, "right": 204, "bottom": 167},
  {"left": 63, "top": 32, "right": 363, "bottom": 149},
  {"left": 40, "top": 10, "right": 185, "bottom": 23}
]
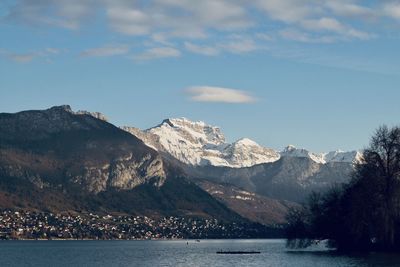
[{"left": 0, "top": 210, "right": 277, "bottom": 240}]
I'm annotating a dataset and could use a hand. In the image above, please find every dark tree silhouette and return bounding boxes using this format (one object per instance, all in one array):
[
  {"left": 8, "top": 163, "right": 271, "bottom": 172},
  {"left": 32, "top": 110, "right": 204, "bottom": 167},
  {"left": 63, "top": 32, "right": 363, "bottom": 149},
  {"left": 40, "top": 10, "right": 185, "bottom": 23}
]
[
  {"left": 286, "top": 125, "right": 400, "bottom": 252},
  {"left": 364, "top": 125, "right": 400, "bottom": 249}
]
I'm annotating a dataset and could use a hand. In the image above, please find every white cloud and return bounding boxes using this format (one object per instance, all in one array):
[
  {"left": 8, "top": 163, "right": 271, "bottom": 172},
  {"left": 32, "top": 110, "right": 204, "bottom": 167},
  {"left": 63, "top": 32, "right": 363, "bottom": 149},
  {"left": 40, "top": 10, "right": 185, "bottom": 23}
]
[
  {"left": 4, "top": 0, "right": 376, "bottom": 42},
  {"left": 133, "top": 47, "right": 181, "bottom": 61},
  {"left": 107, "top": 7, "right": 151, "bottom": 36},
  {"left": 104, "top": 0, "right": 251, "bottom": 38},
  {"left": 2, "top": 0, "right": 397, "bottom": 58},
  {"left": 155, "top": 0, "right": 252, "bottom": 31},
  {"left": 383, "top": 2, "right": 400, "bottom": 20},
  {"left": 80, "top": 45, "right": 129, "bottom": 57},
  {"left": 326, "top": 2, "right": 375, "bottom": 18},
  {"left": 300, "top": 17, "right": 374, "bottom": 40},
  {"left": 255, "top": 33, "right": 274, "bottom": 41},
  {"left": 186, "top": 86, "right": 257, "bottom": 103},
  {"left": 4, "top": 0, "right": 94, "bottom": 29},
  {"left": 255, "top": 0, "right": 311, "bottom": 23},
  {"left": 218, "top": 37, "right": 259, "bottom": 54},
  {"left": 254, "top": 1, "right": 376, "bottom": 41},
  {"left": 184, "top": 42, "right": 220, "bottom": 56},
  {"left": 302, "top": 18, "right": 345, "bottom": 32}
]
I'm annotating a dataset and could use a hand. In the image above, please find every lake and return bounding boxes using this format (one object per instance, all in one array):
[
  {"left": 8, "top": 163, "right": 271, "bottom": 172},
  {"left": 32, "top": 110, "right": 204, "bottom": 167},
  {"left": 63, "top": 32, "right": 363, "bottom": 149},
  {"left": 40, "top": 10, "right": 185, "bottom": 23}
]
[{"left": 0, "top": 239, "right": 399, "bottom": 266}]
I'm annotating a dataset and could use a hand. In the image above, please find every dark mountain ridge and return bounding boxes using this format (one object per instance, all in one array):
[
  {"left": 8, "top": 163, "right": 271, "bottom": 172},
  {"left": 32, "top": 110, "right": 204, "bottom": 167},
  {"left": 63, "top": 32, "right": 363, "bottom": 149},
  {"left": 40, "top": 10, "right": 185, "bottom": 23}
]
[{"left": 0, "top": 106, "right": 242, "bottom": 221}]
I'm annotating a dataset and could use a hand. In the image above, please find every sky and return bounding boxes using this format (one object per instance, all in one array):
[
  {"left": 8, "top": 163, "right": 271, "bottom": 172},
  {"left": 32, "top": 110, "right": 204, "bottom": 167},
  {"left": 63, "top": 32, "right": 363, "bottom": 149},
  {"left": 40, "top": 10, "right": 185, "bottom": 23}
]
[{"left": 1, "top": 0, "right": 400, "bottom": 152}]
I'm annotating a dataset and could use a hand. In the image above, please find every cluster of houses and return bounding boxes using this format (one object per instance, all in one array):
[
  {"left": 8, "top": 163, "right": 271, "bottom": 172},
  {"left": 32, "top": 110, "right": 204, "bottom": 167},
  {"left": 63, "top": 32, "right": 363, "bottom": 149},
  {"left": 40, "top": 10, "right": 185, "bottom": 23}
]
[{"left": 0, "top": 210, "right": 269, "bottom": 240}]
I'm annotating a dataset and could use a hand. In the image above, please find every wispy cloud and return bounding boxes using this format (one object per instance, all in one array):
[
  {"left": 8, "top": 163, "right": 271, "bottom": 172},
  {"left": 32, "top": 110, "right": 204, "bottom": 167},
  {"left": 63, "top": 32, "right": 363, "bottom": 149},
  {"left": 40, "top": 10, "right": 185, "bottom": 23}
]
[
  {"left": 133, "top": 47, "right": 181, "bottom": 61},
  {"left": 280, "top": 29, "right": 338, "bottom": 43},
  {"left": 300, "top": 17, "right": 374, "bottom": 40},
  {"left": 265, "top": 44, "right": 400, "bottom": 76},
  {"left": 383, "top": 2, "right": 400, "bottom": 20},
  {"left": 326, "top": 2, "right": 376, "bottom": 18},
  {"left": 3, "top": 0, "right": 93, "bottom": 30},
  {"left": 80, "top": 45, "right": 130, "bottom": 57},
  {"left": 184, "top": 42, "right": 220, "bottom": 56},
  {"left": 3, "top": 0, "right": 391, "bottom": 43},
  {"left": 104, "top": 0, "right": 251, "bottom": 39},
  {"left": 9, "top": 53, "right": 36, "bottom": 63},
  {"left": 184, "top": 35, "right": 261, "bottom": 56},
  {"left": 2, "top": 0, "right": 400, "bottom": 64},
  {"left": 255, "top": 33, "right": 274, "bottom": 41},
  {"left": 218, "top": 36, "right": 259, "bottom": 54},
  {"left": 107, "top": 7, "right": 152, "bottom": 36},
  {"left": 186, "top": 86, "right": 257, "bottom": 103},
  {"left": 0, "top": 48, "right": 61, "bottom": 63}
]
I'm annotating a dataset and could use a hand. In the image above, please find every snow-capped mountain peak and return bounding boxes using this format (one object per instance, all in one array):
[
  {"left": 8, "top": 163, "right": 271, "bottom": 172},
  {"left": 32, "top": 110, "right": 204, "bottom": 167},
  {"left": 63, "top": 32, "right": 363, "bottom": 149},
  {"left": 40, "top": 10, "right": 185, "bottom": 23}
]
[
  {"left": 154, "top": 117, "right": 226, "bottom": 147},
  {"left": 125, "top": 118, "right": 280, "bottom": 168},
  {"left": 323, "top": 150, "right": 363, "bottom": 164},
  {"left": 283, "top": 145, "right": 296, "bottom": 152},
  {"left": 223, "top": 138, "right": 280, "bottom": 167},
  {"left": 122, "top": 118, "right": 361, "bottom": 168},
  {"left": 233, "top": 138, "right": 260, "bottom": 147},
  {"left": 280, "top": 145, "right": 362, "bottom": 164},
  {"left": 280, "top": 145, "right": 326, "bottom": 164}
]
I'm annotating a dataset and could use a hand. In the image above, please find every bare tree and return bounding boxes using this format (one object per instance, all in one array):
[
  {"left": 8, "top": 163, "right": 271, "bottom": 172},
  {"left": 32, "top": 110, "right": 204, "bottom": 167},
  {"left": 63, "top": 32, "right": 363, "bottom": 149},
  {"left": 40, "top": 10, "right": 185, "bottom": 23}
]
[
  {"left": 285, "top": 125, "right": 400, "bottom": 251},
  {"left": 357, "top": 125, "right": 400, "bottom": 248}
]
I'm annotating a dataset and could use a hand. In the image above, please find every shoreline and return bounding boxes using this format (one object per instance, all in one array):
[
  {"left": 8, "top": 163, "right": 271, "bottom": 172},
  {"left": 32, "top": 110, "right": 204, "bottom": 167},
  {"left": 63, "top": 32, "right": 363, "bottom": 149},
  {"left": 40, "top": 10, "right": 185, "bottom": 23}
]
[{"left": 0, "top": 238, "right": 285, "bottom": 241}]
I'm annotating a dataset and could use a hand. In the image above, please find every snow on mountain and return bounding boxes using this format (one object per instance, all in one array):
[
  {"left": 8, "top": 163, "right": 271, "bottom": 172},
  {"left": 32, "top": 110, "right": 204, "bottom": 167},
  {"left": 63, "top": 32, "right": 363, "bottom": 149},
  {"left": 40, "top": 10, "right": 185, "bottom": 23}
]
[
  {"left": 123, "top": 118, "right": 279, "bottom": 168},
  {"left": 122, "top": 118, "right": 361, "bottom": 168},
  {"left": 222, "top": 138, "right": 280, "bottom": 167},
  {"left": 280, "top": 145, "right": 326, "bottom": 164},
  {"left": 147, "top": 118, "right": 227, "bottom": 166},
  {"left": 280, "top": 145, "right": 362, "bottom": 164},
  {"left": 323, "top": 150, "right": 363, "bottom": 164}
]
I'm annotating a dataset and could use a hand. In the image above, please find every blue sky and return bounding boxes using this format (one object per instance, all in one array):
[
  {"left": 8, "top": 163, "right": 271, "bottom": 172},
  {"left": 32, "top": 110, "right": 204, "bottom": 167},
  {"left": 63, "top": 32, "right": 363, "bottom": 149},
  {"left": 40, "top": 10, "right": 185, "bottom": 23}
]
[{"left": 1, "top": 0, "right": 400, "bottom": 152}]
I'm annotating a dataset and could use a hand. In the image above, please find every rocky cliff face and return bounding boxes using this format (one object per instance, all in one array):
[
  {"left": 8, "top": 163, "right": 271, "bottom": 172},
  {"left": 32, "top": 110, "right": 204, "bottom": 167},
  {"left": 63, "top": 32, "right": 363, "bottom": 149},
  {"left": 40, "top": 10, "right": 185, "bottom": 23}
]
[
  {"left": 122, "top": 126, "right": 162, "bottom": 151},
  {"left": 0, "top": 105, "right": 166, "bottom": 194},
  {"left": 66, "top": 153, "right": 166, "bottom": 194},
  {"left": 75, "top": 110, "right": 109, "bottom": 122}
]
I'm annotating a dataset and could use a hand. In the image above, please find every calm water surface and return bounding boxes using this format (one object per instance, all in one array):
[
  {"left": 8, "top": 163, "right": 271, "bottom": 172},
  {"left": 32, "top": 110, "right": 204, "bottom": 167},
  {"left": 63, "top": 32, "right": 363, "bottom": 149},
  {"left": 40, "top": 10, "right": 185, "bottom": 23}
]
[{"left": 0, "top": 239, "right": 399, "bottom": 267}]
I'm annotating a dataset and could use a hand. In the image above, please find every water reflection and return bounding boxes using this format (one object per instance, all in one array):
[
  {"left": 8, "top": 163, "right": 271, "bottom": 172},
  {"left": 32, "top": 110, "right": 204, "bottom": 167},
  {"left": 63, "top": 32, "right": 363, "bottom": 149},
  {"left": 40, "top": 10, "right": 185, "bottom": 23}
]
[
  {"left": 0, "top": 239, "right": 399, "bottom": 267},
  {"left": 286, "top": 250, "right": 400, "bottom": 267}
]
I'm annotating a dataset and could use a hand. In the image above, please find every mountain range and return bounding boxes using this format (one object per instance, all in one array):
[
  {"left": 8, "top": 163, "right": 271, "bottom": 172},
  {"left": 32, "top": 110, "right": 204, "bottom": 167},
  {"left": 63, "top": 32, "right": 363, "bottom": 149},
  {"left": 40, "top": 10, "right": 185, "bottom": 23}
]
[
  {"left": 123, "top": 117, "right": 360, "bottom": 203},
  {"left": 122, "top": 117, "right": 362, "bottom": 168},
  {"left": 0, "top": 106, "right": 360, "bottom": 226}
]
